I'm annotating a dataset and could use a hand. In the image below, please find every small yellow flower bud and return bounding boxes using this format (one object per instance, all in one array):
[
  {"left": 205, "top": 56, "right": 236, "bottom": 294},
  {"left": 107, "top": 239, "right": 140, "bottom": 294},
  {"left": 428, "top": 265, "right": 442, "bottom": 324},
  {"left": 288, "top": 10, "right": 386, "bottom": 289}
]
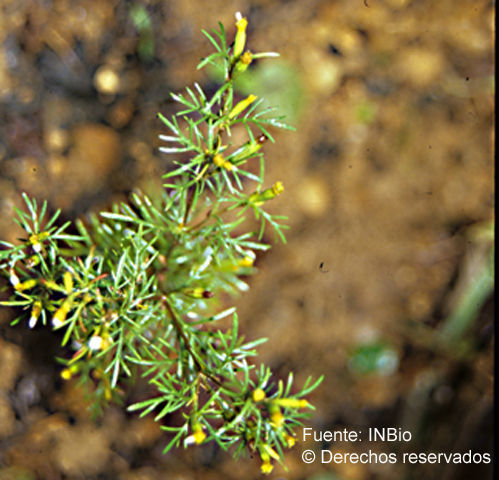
[
  {"left": 234, "top": 50, "right": 253, "bottom": 75},
  {"left": 52, "top": 300, "right": 71, "bottom": 328},
  {"left": 61, "top": 364, "right": 79, "bottom": 380},
  {"left": 193, "top": 429, "right": 206, "bottom": 444},
  {"left": 271, "top": 181, "right": 284, "bottom": 196},
  {"left": 61, "top": 368, "right": 72, "bottom": 380},
  {"left": 235, "top": 13, "right": 248, "bottom": 31},
  {"left": 29, "top": 300, "right": 42, "bottom": 329},
  {"left": 239, "top": 255, "right": 254, "bottom": 268},
  {"left": 228, "top": 94, "right": 257, "bottom": 119},
  {"left": 63, "top": 271, "right": 73, "bottom": 294},
  {"left": 104, "top": 388, "right": 112, "bottom": 401},
  {"left": 261, "top": 460, "right": 273, "bottom": 474},
  {"left": 29, "top": 232, "right": 48, "bottom": 253},
  {"left": 233, "top": 12, "right": 248, "bottom": 58},
  {"left": 43, "top": 279, "right": 60, "bottom": 291},
  {"left": 252, "top": 388, "right": 266, "bottom": 402},
  {"left": 213, "top": 154, "right": 225, "bottom": 167},
  {"left": 14, "top": 278, "right": 38, "bottom": 291},
  {"left": 212, "top": 154, "right": 233, "bottom": 171},
  {"left": 260, "top": 443, "right": 280, "bottom": 461},
  {"left": 283, "top": 433, "right": 296, "bottom": 448},
  {"left": 29, "top": 235, "right": 41, "bottom": 253},
  {"left": 189, "top": 421, "right": 206, "bottom": 445},
  {"left": 241, "top": 50, "right": 253, "bottom": 65},
  {"left": 272, "top": 398, "right": 309, "bottom": 409},
  {"left": 271, "top": 409, "right": 284, "bottom": 428}
]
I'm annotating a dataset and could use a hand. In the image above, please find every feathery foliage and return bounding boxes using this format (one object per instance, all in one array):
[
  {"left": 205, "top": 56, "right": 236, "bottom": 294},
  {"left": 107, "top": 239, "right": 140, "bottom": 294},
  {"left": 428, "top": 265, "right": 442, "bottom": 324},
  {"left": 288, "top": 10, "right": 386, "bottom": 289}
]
[{"left": 0, "top": 12, "right": 322, "bottom": 474}]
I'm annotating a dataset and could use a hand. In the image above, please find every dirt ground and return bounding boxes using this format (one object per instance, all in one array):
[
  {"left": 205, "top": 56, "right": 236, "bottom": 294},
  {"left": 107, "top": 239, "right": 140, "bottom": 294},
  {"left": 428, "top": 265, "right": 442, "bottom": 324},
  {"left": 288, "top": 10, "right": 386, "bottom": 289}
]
[{"left": 0, "top": 1, "right": 494, "bottom": 479}]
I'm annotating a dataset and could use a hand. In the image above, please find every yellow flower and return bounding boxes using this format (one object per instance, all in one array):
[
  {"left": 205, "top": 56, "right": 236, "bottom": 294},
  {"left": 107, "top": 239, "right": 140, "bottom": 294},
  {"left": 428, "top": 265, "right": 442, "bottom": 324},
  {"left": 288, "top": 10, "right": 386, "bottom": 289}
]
[
  {"left": 29, "top": 232, "right": 48, "bottom": 253},
  {"left": 29, "top": 300, "right": 42, "bottom": 329},
  {"left": 271, "top": 181, "right": 284, "bottom": 196},
  {"left": 29, "top": 235, "right": 42, "bottom": 253},
  {"left": 52, "top": 300, "right": 72, "bottom": 328},
  {"left": 258, "top": 444, "right": 279, "bottom": 474},
  {"left": 61, "top": 364, "right": 80, "bottom": 380},
  {"left": 61, "top": 368, "right": 72, "bottom": 380},
  {"left": 261, "top": 460, "right": 273, "bottom": 475},
  {"left": 228, "top": 94, "right": 257, "bottom": 119},
  {"left": 271, "top": 410, "right": 284, "bottom": 429},
  {"left": 104, "top": 388, "right": 112, "bottom": 401},
  {"left": 252, "top": 388, "right": 266, "bottom": 402},
  {"left": 239, "top": 255, "right": 254, "bottom": 268},
  {"left": 261, "top": 444, "right": 280, "bottom": 461},
  {"left": 14, "top": 278, "right": 38, "bottom": 291},
  {"left": 233, "top": 12, "right": 248, "bottom": 58},
  {"left": 213, "top": 154, "right": 225, "bottom": 167},
  {"left": 213, "top": 154, "right": 233, "bottom": 171},
  {"left": 63, "top": 271, "right": 73, "bottom": 294},
  {"left": 272, "top": 398, "right": 309, "bottom": 409},
  {"left": 193, "top": 429, "right": 206, "bottom": 444},
  {"left": 187, "top": 422, "right": 206, "bottom": 445},
  {"left": 283, "top": 433, "right": 296, "bottom": 448},
  {"left": 234, "top": 50, "right": 253, "bottom": 75},
  {"left": 241, "top": 50, "right": 253, "bottom": 65}
]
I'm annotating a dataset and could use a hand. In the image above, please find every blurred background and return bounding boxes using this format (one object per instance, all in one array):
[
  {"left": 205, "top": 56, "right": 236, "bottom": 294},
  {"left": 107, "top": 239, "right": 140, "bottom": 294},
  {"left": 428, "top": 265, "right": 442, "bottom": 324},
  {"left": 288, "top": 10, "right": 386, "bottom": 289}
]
[{"left": 0, "top": 0, "right": 494, "bottom": 479}]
